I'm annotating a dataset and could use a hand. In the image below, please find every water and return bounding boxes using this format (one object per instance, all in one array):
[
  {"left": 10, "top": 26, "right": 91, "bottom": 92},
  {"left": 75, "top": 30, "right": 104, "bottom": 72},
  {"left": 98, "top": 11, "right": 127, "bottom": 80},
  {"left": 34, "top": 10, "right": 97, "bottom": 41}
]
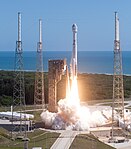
[{"left": 0, "top": 51, "right": 130, "bottom": 74}]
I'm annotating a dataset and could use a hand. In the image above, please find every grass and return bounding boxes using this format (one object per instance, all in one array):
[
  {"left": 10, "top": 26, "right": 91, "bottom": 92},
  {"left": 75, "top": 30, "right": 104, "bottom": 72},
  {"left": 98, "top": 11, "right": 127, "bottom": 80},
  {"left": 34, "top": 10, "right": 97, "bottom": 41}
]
[
  {"left": 0, "top": 127, "right": 11, "bottom": 139},
  {"left": 0, "top": 147, "right": 22, "bottom": 149},
  {"left": 28, "top": 131, "right": 59, "bottom": 149},
  {"left": 70, "top": 134, "right": 115, "bottom": 149},
  {"left": 0, "top": 127, "right": 116, "bottom": 149},
  {"left": 0, "top": 128, "right": 60, "bottom": 149}
]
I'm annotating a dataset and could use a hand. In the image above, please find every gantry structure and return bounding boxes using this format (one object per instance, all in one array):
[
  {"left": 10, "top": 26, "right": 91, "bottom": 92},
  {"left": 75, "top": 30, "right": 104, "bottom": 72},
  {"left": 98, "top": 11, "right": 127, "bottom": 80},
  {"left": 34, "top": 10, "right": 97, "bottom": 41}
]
[
  {"left": 34, "top": 19, "right": 45, "bottom": 109},
  {"left": 48, "top": 59, "right": 66, "bottom": 112},
  {"left": 112, "top": 12, "right": 125, "bottom": 139},
  {"left": 11, "top": 12, "right": 28, "bottom": 148}
]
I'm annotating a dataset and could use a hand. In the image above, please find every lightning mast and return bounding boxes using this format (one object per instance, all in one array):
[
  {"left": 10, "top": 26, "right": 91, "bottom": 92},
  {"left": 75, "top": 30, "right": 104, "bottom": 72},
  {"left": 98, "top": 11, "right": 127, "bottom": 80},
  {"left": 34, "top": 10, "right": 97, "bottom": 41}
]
[
  {"left": 11, "top": 13, "right": 28, "bottom": 149},
  {"left": 112, "top": 12, "right": 125, "bottom": 139},
  {"left": 34, "top": 19, "right": 45, "bottom": 108}
]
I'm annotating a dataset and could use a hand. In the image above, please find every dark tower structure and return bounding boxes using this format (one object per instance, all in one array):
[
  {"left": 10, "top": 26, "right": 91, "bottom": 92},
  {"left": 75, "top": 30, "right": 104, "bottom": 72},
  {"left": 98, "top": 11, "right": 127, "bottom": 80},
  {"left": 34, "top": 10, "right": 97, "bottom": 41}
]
[{"left": 48, "top": 59, "right": 66, "bottom": 112}]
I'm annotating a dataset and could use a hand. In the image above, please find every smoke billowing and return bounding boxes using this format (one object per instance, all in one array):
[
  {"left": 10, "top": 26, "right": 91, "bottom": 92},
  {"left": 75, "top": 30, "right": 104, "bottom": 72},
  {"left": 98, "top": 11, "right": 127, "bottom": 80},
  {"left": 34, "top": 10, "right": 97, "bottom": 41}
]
[
  {"left": 41, "top": 77, "right": 113, "bottom": 131},
  {"left": 41, "top": 98, "right": 112, "bottom": 131}
]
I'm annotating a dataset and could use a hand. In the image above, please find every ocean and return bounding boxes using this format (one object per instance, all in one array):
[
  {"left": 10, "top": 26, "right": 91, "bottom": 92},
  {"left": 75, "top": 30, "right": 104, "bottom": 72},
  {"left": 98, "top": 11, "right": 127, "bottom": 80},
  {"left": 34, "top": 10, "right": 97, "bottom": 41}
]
[{"left": 0, "top": 51, "right": 131, "bottom": 74}]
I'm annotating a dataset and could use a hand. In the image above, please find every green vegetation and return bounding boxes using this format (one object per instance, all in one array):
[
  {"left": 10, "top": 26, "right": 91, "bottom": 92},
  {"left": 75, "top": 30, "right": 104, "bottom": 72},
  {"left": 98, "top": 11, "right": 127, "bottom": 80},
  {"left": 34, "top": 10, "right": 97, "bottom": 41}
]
[
  {"left": 58, "top": 73, "right": 131, "bottom": 102},
  {"left": 0, "top": 70, "right": 48, "bottom": 106},
  {"left": 70, "top": 134, "right": 115, "bottom": 149},
  {"left": 0, "top": 128, "right": 59, "bottom": 149},
  {"left": 0, "top": 127, "right": 116, "bottom": 149},
  {"left": 1, "top": 71, "right": 131, "bottom": 148},
  {"left": 28, "top": 130, "right": 59, "bottom": 149},
  {"left": 0, "top": 71, "right": 131, "bottom": 106},
  {"left": 0, "top": 147, "right": 22, "bottom": 149},
  {"left": 0, "top": 127, "right": 11, "bottom": 139}
]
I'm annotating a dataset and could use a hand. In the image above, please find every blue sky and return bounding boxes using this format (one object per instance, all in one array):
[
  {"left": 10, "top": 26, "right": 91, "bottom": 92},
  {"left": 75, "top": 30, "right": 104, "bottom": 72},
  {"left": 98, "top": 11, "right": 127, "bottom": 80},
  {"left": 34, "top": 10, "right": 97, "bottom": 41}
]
[{"left": 0, "top": 0, "right": 131, "bottom": 51}]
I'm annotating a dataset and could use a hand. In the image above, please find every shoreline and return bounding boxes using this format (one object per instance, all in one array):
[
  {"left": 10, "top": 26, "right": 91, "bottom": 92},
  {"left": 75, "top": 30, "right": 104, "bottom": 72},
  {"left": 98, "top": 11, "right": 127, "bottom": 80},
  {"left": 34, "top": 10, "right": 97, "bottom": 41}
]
[{"left": 1, "top": 69, "right": 131, "bottom": 76}]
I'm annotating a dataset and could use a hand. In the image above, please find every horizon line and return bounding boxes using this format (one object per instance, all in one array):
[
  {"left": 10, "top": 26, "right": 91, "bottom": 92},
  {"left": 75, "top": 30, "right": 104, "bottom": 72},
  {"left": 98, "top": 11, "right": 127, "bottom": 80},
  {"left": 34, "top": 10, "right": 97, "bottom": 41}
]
[{"left": 0, "top": 50, "right": 131, "bottom": 52}]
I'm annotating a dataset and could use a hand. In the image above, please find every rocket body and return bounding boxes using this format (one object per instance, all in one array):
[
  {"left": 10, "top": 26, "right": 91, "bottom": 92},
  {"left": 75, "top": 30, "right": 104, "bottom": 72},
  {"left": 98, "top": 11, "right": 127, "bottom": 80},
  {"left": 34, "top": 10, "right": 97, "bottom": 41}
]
[{"left": 72, "top": 24, "right": 78, "bottom": 79}]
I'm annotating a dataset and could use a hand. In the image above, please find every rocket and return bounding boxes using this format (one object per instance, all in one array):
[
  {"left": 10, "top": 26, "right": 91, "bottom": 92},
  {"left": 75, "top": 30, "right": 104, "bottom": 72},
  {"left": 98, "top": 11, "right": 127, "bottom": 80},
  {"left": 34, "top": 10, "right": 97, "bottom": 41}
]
[
  {"left": 71, "top": 24, "right": 78, "bottom": 79},
  {"left": 66, "top": 65, "right": 70, "bottom": 99}
]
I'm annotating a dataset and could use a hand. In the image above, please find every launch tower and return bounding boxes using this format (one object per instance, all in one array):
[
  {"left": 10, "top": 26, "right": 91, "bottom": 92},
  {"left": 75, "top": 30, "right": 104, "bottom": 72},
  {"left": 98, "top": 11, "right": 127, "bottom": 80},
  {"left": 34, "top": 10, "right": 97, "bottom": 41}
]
[
  {"left": 11, "top": 12, "right": 28, "bottom": 148},
  {"left": 34, "top": 19, "right": 45, "bottom": 108},
  {"left": 112, "top": 12, "right": 125, "bottom": 139}
]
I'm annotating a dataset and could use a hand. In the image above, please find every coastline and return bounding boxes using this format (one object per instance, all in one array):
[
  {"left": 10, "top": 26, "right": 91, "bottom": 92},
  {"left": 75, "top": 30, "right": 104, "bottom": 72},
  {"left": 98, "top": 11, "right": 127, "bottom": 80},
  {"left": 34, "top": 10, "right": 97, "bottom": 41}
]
[
  {"left": 1, "top": 69, "right": 131, "bottom": 76},
  {"left": 0, "top": 51, "right": 131, "bottom": 74}
]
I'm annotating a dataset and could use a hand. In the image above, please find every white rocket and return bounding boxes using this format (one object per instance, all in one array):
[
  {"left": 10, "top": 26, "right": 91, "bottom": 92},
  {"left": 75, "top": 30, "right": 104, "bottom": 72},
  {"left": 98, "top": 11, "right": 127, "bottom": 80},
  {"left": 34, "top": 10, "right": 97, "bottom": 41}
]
[{"left": 71, "top": 24, "right": 78, "bottom": 79}]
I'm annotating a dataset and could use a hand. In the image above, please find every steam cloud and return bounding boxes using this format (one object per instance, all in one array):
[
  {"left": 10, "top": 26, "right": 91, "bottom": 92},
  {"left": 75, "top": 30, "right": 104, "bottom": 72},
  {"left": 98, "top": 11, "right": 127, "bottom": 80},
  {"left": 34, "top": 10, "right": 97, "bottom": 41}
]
[{"left": 41, "top": 98, "right": 112, "bottom": 131}]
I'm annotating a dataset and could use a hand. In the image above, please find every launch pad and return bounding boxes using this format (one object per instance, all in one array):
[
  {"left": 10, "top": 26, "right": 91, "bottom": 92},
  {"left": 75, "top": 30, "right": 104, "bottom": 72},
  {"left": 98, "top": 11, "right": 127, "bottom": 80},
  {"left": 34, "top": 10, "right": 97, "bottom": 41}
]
[
  {"left": 41, "top": 21, "right": 127, "bottom": 133},
  {"left": 40, "top": 19, "right": 131, "bottom": 149}
]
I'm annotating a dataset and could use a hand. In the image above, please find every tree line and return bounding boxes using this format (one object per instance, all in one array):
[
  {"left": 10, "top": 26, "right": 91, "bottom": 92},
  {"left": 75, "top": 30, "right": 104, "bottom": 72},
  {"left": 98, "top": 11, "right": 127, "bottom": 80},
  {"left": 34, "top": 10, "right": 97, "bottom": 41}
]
[{"left": 0, "top": 71, "right": 131, "bottom": 106}]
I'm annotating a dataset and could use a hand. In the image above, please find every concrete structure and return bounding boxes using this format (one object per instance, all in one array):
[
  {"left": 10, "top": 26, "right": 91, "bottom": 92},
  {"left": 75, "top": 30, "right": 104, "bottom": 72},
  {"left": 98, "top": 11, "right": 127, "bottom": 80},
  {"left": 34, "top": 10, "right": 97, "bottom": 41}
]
[
  {"left": 90, "top": 127, "right": 111, "bottom": 138},
  {"left": 34, "top": 19, "right": 45, "bottom": 107},
  {"left": 0, "top": 111, "right": 34, "bottom": 120},
  {"left": 51, "top": 130, "right": 77, "bottom": 149},
  {"left": 48, "top": 59, "right": 66, "bottom": 112},
  {"left": 0, "top": 119, "right": 34, "bottom": 132},
  {"left": 107, "top": 140, "right": 131, "bottom": 149}
]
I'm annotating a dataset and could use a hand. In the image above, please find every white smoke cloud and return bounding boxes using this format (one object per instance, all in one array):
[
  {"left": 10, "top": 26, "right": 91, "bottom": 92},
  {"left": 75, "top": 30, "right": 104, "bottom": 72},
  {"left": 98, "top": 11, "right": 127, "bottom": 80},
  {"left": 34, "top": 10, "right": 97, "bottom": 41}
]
[
  {"left": 41, "top": 98, "right": 112, "bottom": 131},
  {"left": 41, "top": 110, "right": 56, "bottom": 128}
]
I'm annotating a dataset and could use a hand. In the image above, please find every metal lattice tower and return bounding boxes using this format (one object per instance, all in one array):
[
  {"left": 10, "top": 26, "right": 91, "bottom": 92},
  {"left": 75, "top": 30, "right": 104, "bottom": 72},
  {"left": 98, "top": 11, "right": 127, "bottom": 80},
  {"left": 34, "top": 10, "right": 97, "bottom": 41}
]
[
  {"left": 11, "top": 12, "right": 28, "bottom": 148},
  {"left": 112, "top": 12, "right": 125, "bottom": 139},
  {"left": 34, "top": 19, "right": 45, "bottom": 108}
]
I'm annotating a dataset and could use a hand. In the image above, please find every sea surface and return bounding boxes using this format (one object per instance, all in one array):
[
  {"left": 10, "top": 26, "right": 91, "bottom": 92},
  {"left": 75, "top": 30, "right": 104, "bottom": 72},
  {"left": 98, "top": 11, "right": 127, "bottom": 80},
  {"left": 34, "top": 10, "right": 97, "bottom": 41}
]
[{"left": 0, "top": 51, "right": 131, "bottom": 74}]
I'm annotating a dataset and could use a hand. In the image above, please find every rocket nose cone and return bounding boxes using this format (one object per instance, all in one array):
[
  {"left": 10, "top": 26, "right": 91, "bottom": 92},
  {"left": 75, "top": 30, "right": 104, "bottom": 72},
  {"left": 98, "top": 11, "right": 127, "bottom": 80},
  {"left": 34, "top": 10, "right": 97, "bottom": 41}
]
[{"left": 72, "top": 24, "right": 78, "bottom": 32}]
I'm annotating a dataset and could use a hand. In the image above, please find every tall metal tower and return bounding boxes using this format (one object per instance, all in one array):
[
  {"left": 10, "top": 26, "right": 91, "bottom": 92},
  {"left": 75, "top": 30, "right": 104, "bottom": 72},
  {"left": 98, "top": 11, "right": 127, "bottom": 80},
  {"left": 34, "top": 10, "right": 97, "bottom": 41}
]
[
  {"left": 34, "top": 19, "right": 45, "bottom": 108},
  {"left": 12, "top": 12, "right": 25, "bottom": 136},
  {"left": 112, "top": 12, "right": 125, "bottom": 139}
]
